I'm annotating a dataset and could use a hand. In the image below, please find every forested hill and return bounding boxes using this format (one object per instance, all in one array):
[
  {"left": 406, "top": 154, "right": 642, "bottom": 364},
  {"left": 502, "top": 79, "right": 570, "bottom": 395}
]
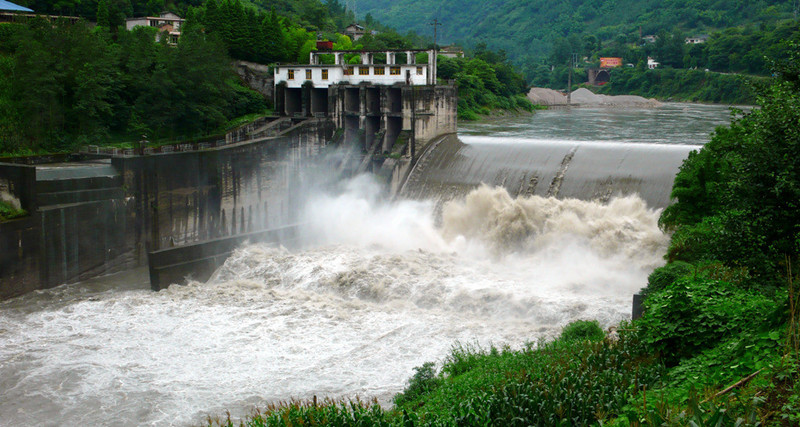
[{"left": 356, "top": 0, "right": 797, "bottom": 75}]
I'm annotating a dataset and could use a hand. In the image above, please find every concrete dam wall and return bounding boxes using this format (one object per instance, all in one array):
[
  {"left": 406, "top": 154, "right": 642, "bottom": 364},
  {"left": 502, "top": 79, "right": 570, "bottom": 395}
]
[
  {"left": 0, "top": 119, "right": 335, "bottom": 300},
  {"left": 401, "top": 134, "right": 698, "bottom": 210}
]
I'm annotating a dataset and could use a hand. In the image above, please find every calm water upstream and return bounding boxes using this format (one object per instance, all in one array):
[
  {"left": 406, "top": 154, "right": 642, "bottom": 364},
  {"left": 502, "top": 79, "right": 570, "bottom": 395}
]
[{"left": 0, "top": 103, "right": 736, "bottom": 426}]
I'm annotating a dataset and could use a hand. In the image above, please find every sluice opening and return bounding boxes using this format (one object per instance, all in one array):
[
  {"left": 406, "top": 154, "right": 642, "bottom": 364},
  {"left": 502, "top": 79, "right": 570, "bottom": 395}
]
[
  {"left": 284, "top": 88, "right": 303, "bottom": 116},
  {"left": 366, "top": 87, "right": 381, "bottom": 114},
  {"left": 344, "top": 87, "right": 360, "bottom": 113},
  {"left": 311, "top": 88, "right": 328, "bottom": 116}
]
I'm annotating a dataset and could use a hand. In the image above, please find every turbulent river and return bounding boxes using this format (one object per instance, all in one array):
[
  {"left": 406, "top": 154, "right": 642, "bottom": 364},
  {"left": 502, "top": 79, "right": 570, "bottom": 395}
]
[{"left": 0, "top": 103, "right": 736, "bottom": 426}]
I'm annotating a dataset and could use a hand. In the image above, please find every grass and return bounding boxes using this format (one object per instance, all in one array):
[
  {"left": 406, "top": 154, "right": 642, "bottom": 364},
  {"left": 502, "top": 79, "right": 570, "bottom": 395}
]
[
  {"left": 205, "top": 322, "right": 664, "bottom": 426},
  {"left": 0, "top": 199, "right": 26, "bottom": 221},
  {"left": 203, "top": 288, "right": 799, "bottom": 426}
]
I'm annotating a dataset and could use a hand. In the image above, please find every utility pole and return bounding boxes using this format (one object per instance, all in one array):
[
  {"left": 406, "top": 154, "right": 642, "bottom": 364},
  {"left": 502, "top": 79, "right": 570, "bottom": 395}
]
[{"left": 430, "top": 18, "right": 442, "bottom": 49}]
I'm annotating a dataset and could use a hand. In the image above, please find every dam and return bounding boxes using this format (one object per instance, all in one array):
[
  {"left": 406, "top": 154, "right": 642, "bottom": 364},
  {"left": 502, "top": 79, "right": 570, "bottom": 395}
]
[{"left": 0, "top": 89, "right": 735, "bottom": 425}]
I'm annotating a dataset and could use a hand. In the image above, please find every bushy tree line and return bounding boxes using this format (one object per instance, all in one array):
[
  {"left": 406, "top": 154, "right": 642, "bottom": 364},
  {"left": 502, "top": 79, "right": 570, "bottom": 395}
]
[
  {"left": 528, "top": 20, "right": 798, "bottom": 104},
  {"left": 356, "top": 0, "right": 797, "bottom": 80},
  {"left": 658, "top": 47, "right": 800, "bottom": 287},
  {"left": 0, "top": 20, "right": 265, "bottom": 154},
  {"left": 195, "top": 0, "right": 290, "bottom": 63},
  {"left": 546, "top": 20, "right": 800, "bottom": 76},
  {"left": 437, "top": 44, "right": 533, "bottom": 120}
]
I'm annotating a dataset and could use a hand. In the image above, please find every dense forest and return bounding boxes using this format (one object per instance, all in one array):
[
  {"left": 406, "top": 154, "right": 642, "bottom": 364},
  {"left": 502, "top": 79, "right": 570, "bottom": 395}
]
[
  {"left": 0, "top": 0, "right": 534, "bottom": 155},
  {"left": 357, "top": 0, "right": 797, "bottom": 76},
  {"left": 531, "top": 19, "right": 799, "bottom": 103},
  {"left": 0, "top": 20, "right": 266, "bottom": 154}
]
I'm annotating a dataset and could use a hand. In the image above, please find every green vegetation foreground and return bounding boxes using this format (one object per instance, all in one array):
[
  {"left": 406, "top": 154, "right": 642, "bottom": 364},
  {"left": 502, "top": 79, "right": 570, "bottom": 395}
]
[{"left": 206, "top": 45, "right": 800, "bottom": 427}]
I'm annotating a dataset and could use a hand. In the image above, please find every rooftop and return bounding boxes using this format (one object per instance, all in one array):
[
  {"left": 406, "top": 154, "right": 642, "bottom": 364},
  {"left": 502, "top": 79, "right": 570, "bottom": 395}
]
[{"left": 0, "top": 0, "right": 32, "bottom": 12}]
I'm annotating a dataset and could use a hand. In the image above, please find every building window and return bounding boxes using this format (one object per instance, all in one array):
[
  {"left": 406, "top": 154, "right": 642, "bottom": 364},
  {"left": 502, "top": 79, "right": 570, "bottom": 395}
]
[
  {"left": 390, "top": 67, "right": 401, "bottom": 75},
  {"left": 288, "top": 69, "right": 295, "bottom": 80},
  {"left": 374, "top": 67, "right": 385, "bottom": 75},
  {"left": 306, "top": 69, "right": 312, "bottom": 79},
  {"left": 322, "top": 69, "right": 328, "bottom": 80},
  {"left": 359, "top": 67, "right": 370, "bottom": 75},
  {"left": 416, "top": 67, "right": 423, "bottom": 75},
  {"left": 344, "top": 67, "right": 354, "bottom": 76}
]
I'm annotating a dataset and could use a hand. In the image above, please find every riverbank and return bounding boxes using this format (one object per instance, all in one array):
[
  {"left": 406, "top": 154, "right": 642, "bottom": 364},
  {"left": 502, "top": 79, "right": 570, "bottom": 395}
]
[
  {"left": 527, "top": 87, "right": 661, "bottom": 107},
  {"left": 596, "top": 67, "right": 763, "bottom": 105}
]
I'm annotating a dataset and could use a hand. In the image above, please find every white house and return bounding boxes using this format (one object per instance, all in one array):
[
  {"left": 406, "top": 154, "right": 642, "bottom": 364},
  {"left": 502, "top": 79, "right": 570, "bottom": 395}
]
[
  {"left": 647, "top": 57, "right": 660, "bottom": 69},
  {"left": 685, "top": 35, "right": 709, "bottom": 44},
  {"left": 274, "top": 49, "right": 437, "bottom": 89},
  {"left": 125, "top": 11, "right": 185, "bottom": 44}
]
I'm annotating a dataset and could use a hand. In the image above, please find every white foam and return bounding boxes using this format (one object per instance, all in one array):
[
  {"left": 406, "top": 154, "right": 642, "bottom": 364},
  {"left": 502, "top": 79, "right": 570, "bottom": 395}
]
[{"left": 0, "top": 177, "right": 668, "bottom": 426}]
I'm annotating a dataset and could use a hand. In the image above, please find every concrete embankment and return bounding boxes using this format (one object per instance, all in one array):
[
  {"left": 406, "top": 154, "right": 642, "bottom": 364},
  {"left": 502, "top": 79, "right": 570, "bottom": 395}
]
[
  {"left": 0, "top": 118, "right": 334, "bottom": 300},
  {"left": 528, "top": 87, "right": 661, "bottom": 107}
]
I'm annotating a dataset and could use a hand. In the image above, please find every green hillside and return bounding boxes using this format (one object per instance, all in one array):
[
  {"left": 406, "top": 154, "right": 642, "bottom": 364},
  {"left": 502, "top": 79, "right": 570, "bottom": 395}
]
[{"left": 356, "top": 0, "right": 797, "bottom": 76}]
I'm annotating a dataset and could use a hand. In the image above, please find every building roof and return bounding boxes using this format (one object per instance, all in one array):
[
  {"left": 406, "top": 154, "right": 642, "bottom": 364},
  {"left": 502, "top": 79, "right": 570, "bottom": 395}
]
[
  {"left": 312, "top": 49, "right": 432, "bottom": 54},
  {"left": 0, "top": 0, "right": 33, "bottom": 12}
]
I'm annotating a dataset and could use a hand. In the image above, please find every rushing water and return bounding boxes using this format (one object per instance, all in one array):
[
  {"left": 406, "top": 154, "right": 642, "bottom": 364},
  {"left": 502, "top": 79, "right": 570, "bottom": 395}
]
[{"left": 0, "top": 104, "right": 736, "bottom": 426}]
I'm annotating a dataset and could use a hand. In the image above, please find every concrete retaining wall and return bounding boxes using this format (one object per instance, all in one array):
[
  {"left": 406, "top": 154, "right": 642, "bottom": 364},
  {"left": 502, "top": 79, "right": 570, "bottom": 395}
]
[
  {"left": 148, "top": 224, "right": 301, "bottom": 290},
  {"left": 0, "top": 119, "right": 334, "bottom": 300}
]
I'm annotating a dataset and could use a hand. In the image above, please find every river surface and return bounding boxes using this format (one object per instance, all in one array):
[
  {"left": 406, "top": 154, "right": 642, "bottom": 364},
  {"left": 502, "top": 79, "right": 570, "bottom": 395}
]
[{"left": 0, "top": 104, "right": 736, "bottom": 426}]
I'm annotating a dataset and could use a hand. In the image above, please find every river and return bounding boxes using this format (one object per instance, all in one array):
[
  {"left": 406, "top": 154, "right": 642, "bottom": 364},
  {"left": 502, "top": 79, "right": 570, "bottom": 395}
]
[{"left": 0, "top": 103, "right": 736, "bottom": 426}]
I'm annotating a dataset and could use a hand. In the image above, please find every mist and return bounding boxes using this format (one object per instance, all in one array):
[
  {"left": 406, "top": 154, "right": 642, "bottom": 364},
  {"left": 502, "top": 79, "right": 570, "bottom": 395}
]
[{"left": 0, "top": 175, "right": 669, "bottom": 427}]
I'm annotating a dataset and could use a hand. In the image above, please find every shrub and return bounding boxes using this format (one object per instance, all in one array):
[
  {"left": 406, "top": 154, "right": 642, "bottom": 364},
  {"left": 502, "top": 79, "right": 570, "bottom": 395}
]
[
  {"left": 393, "top": 362, "right": 441, "bottom": 406},
  {"left": 637, "top": 276, "right": 777, "bottom": 365},
  {"left": 645, "top": 261, "right": 695, "bottom": 295},
  {"left": 0, "top": 200, "right": 26, "bottom": 221},
  {"left": 560, "top": 319, "right": 605, "bottom": 342}
]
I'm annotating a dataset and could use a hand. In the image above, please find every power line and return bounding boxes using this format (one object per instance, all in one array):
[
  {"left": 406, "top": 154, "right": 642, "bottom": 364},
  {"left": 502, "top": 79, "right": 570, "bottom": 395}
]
[{"left": 430, "top": 18, "right": 442, "bottom": 49}]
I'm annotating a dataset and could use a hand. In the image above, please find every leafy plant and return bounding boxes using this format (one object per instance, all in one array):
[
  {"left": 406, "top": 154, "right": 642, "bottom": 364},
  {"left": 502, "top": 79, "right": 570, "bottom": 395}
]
[
  {"left": 393, "top": 362, "right": 441, "bottom": 407},
  {"left": 637, "top": 276, "right": 776, "bottom": 365},
  {"left": 0, "top": 200, "right": 26, "bottom": 221},
  {"left": 560, "top": 319, "right": 605, "bottom": 342}
]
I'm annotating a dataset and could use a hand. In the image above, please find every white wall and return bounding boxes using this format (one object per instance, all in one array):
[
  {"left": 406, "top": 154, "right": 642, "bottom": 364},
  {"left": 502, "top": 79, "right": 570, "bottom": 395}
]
[{"left": 275, "top": 65, "right": 429, "bottom": 88}]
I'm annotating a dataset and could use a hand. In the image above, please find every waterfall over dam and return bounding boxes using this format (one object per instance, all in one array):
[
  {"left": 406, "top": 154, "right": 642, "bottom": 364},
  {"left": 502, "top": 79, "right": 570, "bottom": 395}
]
[
  {"left": 0, "top": 104, "right": 736, "bottom": 426},
  {"left": 401, "top": 134, "right": 700, "bottom": 209}
]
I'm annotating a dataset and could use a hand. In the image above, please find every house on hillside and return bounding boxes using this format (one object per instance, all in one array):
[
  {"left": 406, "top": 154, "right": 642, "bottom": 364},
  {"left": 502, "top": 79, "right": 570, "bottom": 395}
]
[
  {"left": 685, "top": 35, "right": 709, "bottom": 44},
  {"left": 648, "top": 57, "right": 660, "bottom": 69},
  {"left": 1, "top": 1, "right": 84, "bottom": 25},
  {"left": 344, "top": 23, "right": 365, "bottom": 41},
  {"left": 439, "top": 45, "right": 464, "bottom": 58},
  {"left": 642, "top": 35, "right": 657, "bottom": 44},
  {"left": 126, "top": 11, "right": 185, "bottom": 44},
  {"left": 0, "top": 0, "right": 29, "bottom": 23},
  {"left": 0, "top": 0, "right": 31, "bottom": 12}
]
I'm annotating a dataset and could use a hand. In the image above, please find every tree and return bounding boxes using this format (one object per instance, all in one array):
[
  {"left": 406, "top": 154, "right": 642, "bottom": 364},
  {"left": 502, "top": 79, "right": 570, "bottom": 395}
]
[
  {"left": 97, "top": 0, "right": 111, "bottom": 27},
  {"left": 660, "top": 45, "right": 800, "bottom": 285}
]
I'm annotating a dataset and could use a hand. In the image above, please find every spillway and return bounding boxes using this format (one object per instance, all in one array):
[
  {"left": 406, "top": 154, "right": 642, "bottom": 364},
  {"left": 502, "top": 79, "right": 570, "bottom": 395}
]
[
  {"left": 401, "top": 135, "right": 699, "bottom": 209},
  {"left": 0, "top": 103, "right": 737, "bottom": 426}
]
